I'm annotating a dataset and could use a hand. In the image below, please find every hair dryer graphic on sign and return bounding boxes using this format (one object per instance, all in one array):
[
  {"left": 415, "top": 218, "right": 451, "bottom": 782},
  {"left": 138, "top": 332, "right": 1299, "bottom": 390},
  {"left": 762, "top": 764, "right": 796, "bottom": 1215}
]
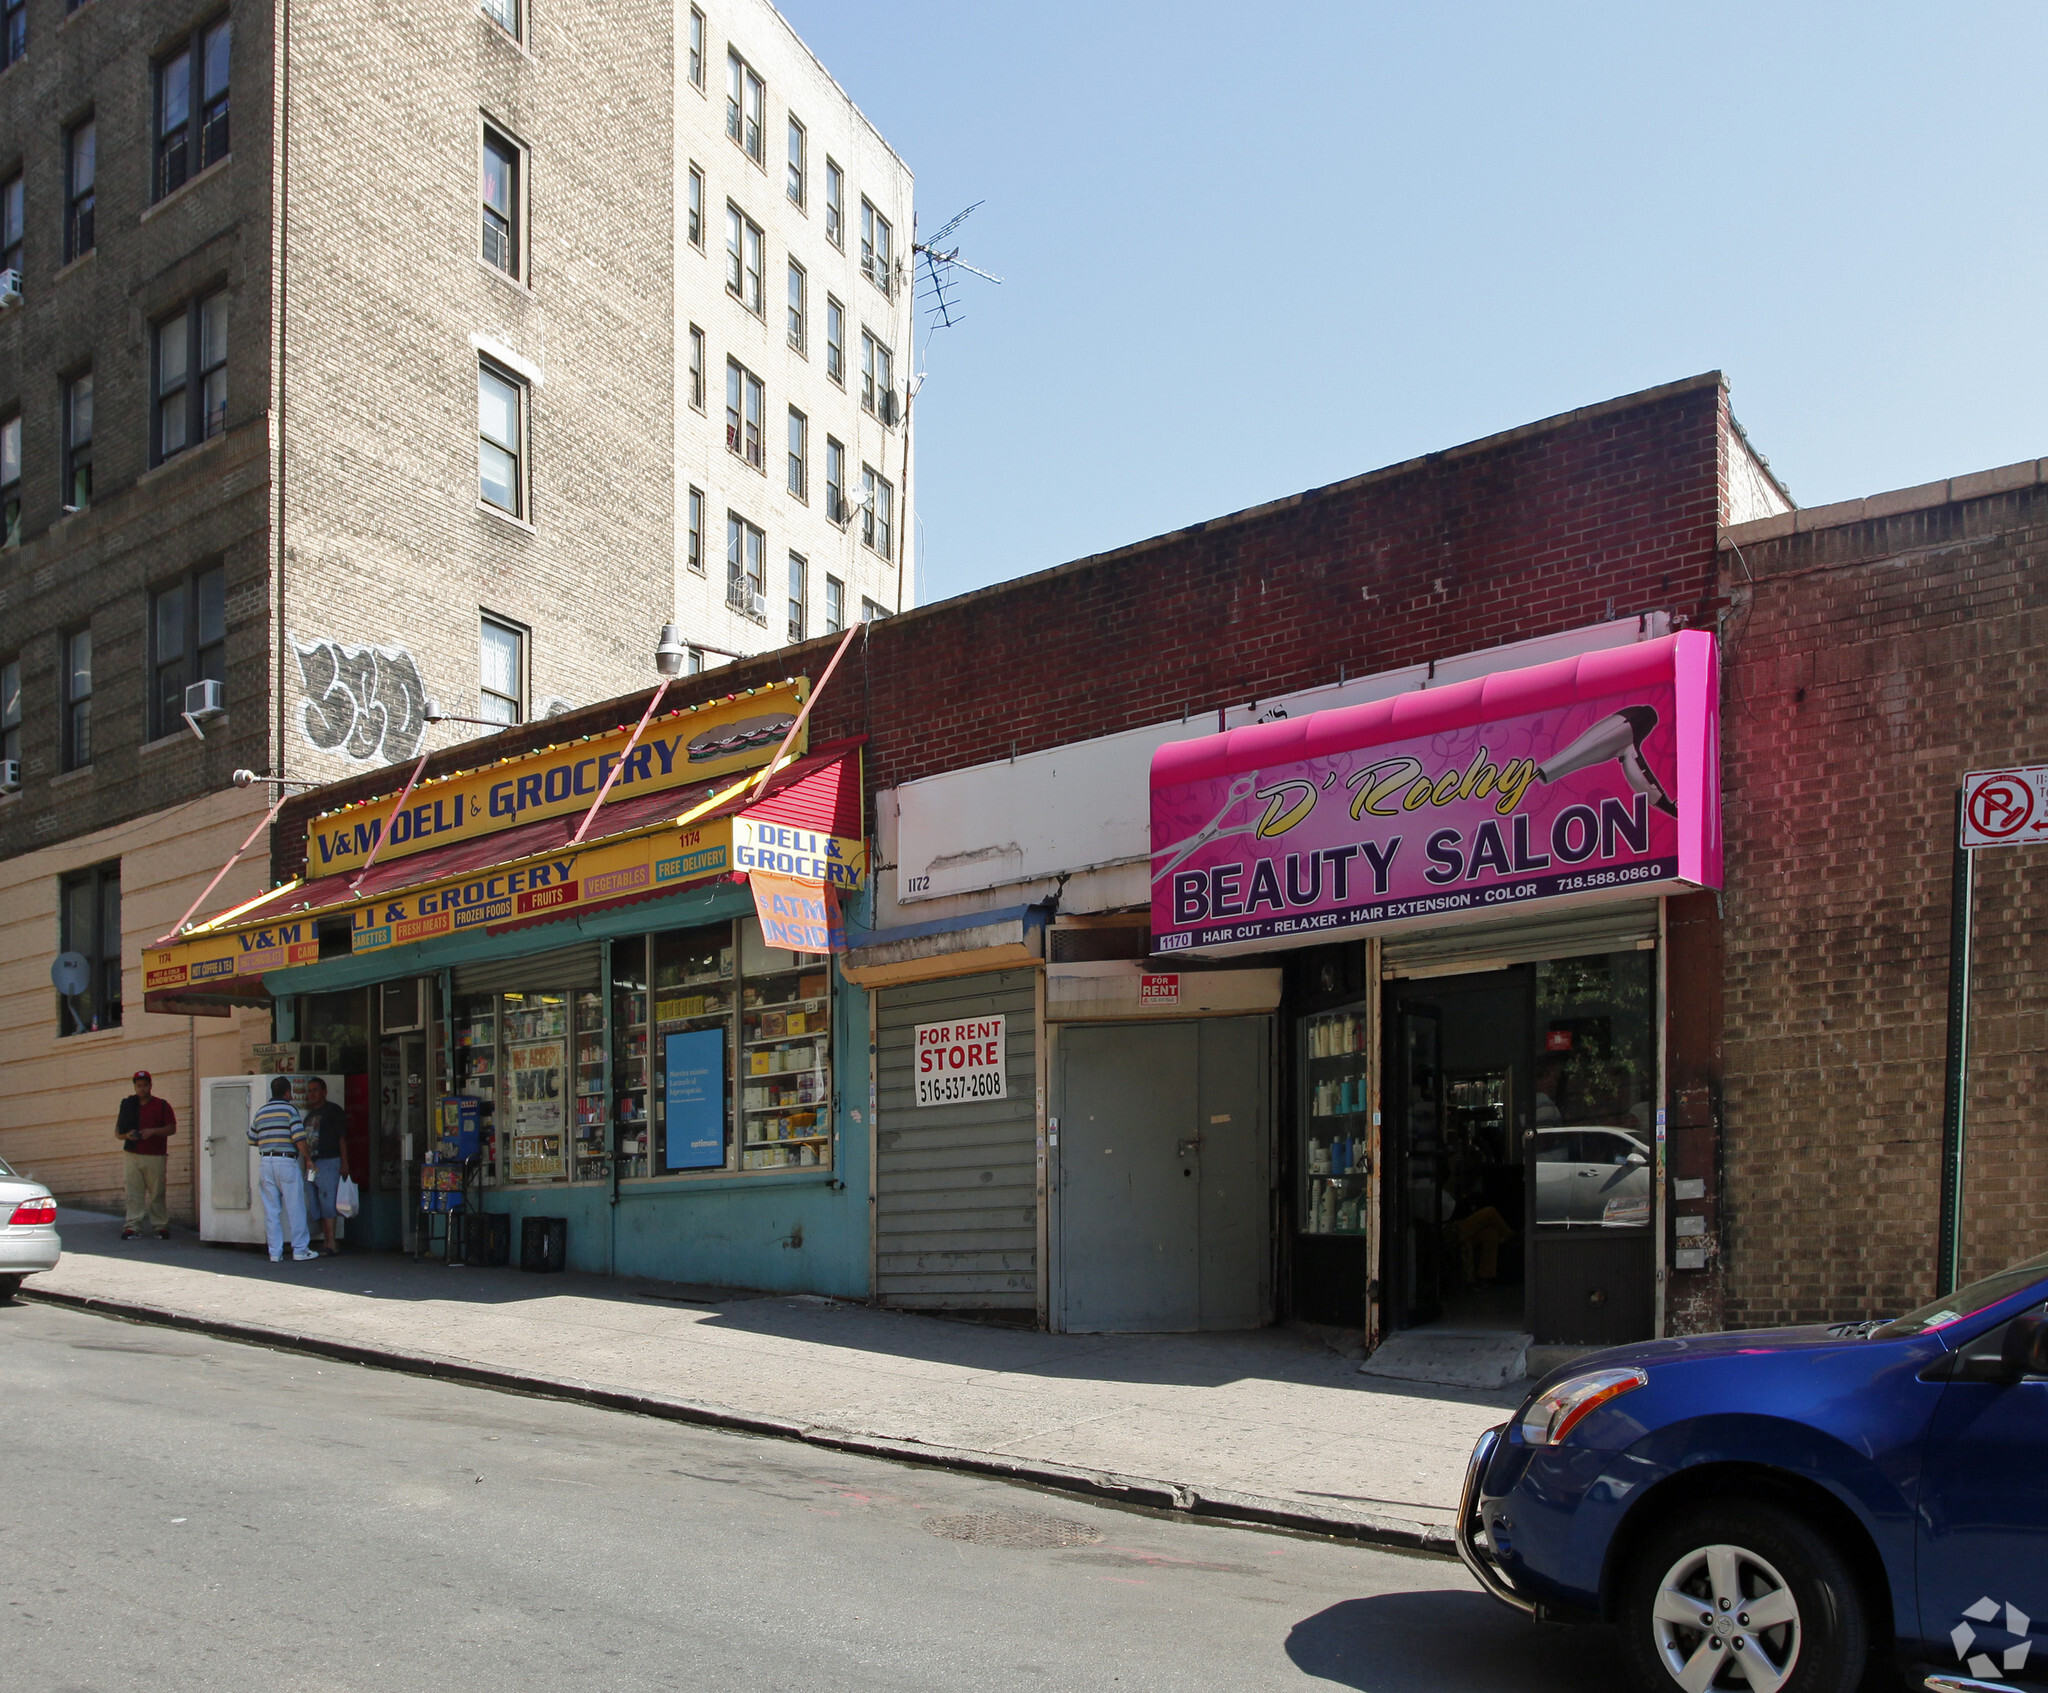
[{"left": 1534, "top": 706, "right": 1675, "bottom": 817}]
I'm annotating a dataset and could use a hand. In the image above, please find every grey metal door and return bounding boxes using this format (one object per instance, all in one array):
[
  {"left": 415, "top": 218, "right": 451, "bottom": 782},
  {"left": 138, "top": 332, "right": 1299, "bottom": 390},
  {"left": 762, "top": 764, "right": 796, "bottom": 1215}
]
[
  {"left": 874, "top": 970, "right": 1038, "bottom": 1311},
  {"left": 1056, "top": 1017, "right": 1270, "bottom": 1333}
]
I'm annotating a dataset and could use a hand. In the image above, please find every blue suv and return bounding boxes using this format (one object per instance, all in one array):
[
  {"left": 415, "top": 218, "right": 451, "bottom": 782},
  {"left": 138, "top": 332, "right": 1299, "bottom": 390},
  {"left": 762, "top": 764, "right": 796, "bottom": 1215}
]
[{"left": 1457, "top": 1249, "right": 2048, "bottom": 1693}]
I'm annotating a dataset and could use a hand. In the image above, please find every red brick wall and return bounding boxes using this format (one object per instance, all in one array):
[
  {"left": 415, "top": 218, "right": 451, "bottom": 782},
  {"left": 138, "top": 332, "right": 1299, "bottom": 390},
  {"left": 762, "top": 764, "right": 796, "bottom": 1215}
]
[
  {"left": 1717, "top": 488, "right": 2048, "bottom": 1327},
  {"left": 276, "top": 374, "right": 1726, "bottom": 873}
]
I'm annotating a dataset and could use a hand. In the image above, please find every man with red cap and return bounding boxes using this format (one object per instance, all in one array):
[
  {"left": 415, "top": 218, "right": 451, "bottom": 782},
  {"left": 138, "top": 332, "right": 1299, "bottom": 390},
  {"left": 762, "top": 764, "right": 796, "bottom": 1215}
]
[{"left": 117, "top": 1071, "right": 177, "bottom": 1240}]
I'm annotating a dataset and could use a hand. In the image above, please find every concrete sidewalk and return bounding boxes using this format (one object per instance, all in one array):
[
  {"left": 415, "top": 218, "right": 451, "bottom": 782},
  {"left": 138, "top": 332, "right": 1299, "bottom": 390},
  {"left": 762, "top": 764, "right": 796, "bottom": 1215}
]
[{"left": 21, "top": 1209, "right": 1518, "bottom": 1551}]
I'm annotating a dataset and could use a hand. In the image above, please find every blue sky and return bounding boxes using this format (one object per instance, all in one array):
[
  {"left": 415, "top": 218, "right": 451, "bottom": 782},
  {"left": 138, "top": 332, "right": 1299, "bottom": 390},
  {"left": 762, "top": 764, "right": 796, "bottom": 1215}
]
[{"left": 778, "top": 2, "right": 2048, "bottom": 606}]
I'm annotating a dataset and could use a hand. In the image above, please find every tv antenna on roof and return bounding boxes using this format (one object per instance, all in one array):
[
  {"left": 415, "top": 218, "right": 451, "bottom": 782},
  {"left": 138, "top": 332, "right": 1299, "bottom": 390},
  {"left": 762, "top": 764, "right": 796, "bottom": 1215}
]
[{"left": 913, "top": 201, "right": 1002, "bottom": 332}]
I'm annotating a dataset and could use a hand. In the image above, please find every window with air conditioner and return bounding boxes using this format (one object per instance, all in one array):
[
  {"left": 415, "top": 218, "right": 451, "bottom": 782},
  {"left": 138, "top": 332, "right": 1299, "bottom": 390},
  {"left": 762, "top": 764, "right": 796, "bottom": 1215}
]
[
  {"left": 1, "top": 654, "right": 20, "bottom": 779},
  {"left": 726, "top": 512, "right": 765, "bottom": 620},
  {"left": 0, "top": 172, "right": 22, "bottom": 295},
  {"left": 149, "top": 563, "right": 226, "bottom": 739},
  {"left": 725, "top": 357, "right": 763, "bottom": 471}
]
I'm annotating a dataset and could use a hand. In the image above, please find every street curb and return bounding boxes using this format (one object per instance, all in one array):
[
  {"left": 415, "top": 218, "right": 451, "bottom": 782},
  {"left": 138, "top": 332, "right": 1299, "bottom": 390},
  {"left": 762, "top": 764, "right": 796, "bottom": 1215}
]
[{"left": 20, "top": 1284, "right": 1456, "bottom": 1557}]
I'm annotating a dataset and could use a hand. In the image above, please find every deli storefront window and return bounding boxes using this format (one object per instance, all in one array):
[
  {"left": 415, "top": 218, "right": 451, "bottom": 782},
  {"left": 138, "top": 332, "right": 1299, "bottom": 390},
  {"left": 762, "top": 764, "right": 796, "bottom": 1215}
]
[{"left": 616, "top": 915, "right": 834, "bottom": 1180}]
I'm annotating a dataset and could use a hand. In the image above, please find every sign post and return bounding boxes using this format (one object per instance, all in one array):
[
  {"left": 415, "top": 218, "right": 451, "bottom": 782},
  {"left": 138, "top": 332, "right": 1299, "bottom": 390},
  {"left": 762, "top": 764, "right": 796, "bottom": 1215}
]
[{"left": 1940, "top": 765, "right": 2048, "bottom": 1293}]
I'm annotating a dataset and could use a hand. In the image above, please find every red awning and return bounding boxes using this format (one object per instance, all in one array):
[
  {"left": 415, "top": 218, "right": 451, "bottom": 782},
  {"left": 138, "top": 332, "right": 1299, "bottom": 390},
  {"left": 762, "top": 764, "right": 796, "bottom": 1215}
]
[{"left": 201, "top": 739, "right": 865, "bottom": 936}]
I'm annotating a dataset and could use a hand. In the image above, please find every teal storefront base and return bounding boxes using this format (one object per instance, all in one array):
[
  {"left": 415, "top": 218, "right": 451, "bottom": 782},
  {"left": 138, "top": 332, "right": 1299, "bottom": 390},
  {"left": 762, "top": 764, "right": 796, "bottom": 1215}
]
[{"left": 269, "top": 879, "right": 876, "bottom": 1300}]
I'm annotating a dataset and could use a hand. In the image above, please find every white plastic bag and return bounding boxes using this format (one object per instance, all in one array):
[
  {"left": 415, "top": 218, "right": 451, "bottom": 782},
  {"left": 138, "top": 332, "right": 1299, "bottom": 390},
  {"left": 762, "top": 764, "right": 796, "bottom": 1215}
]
[{"left": 335, "top": 1176, "right": 360, "bottom": 1219}]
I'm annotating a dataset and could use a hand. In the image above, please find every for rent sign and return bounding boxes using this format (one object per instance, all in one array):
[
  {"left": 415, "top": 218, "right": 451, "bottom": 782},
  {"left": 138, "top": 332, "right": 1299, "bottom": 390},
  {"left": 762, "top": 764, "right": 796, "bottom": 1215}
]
[{"left": 913, "top": 1017, "right": 1007, "bottom": 1108}]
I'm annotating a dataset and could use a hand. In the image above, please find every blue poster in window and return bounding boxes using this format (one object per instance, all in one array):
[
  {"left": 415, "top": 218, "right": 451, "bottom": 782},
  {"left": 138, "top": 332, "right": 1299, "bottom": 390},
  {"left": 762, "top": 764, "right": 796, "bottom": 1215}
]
[{"left": 664, "top": 1029, "right": 726, "bottom": 1170}]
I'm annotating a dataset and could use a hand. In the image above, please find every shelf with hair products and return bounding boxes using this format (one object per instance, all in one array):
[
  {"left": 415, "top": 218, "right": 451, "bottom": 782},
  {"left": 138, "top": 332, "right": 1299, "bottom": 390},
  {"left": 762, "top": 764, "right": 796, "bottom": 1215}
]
[{"left": 1301, "top": 1005, "right": 1372, "bottom": 1235}]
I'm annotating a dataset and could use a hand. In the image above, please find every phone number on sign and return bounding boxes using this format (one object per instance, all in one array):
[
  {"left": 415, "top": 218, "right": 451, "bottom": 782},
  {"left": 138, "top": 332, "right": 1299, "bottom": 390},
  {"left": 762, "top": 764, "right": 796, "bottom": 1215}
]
[
  {"left": 916, "top": 1070, "right": 1007, "bottom": 1107},
  {"left": 1555, "top": 862, "right": 1665, "bottom": 893}
]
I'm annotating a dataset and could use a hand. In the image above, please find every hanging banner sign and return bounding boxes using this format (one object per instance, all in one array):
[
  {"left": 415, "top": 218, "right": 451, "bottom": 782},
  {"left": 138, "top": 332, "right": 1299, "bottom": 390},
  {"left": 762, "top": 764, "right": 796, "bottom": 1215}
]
[
  {"left": 913, "top": 1016, "right": 1008, "bottom": 1108},
  {"left": 304, "top": 679, "right": 810, "bottom": 876},
  {"left": 733, "top": 814, "right": 867, "bottom": 888},
  {"left": 1149, "top": 632, "right": 1720, "bottom": 957},
  {"left": 1960, "top": 764, "right": 2048, "bottom": 849},
  {"left": 748, "top": 870, "right": 847, "bottom": 953}
]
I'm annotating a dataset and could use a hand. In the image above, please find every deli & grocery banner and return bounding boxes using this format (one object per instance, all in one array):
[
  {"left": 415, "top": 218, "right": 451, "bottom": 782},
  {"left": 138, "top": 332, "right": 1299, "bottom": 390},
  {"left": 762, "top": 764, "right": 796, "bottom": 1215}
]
[
  {"left": 1148, "top": 631, "right": 1719, "bottom": 957},
  {"left": 303, "top": 680, "right": 809, "bottom": 876}
]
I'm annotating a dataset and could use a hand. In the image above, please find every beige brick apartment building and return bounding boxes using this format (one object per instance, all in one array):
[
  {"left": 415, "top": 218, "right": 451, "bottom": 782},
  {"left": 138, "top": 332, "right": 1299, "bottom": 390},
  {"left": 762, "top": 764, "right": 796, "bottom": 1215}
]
[{"left": 0, "top": 0, "right": 912, "bottom": 1217}]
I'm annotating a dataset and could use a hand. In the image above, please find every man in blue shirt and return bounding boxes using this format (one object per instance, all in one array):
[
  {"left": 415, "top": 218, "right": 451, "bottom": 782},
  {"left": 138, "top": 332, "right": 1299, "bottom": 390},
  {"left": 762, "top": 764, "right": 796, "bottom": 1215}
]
[{"left": 246, "top": 1076, "right": 318, "bottom": 1264}]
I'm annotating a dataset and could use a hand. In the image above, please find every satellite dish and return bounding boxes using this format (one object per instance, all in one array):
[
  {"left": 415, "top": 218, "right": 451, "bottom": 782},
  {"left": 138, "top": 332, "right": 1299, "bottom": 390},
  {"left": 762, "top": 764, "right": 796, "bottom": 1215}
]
[{"left": 51, "top": 951, "right": 91, "bottom": 996}]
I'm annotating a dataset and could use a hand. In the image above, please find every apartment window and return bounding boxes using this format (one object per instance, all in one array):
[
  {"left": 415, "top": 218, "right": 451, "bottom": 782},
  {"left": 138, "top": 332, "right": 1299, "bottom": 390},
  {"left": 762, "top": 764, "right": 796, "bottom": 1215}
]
[
  {"left": 687, "top": 164, "right": 704, "bottom": 250},
  {"left": 860, "top": 330, "right": 893, "bottom": 419},
  {"left": 724, "top": 358, "right": 763, "bottom": 471},
  {"left": 786, "top": 553, "right": 806, "bottom": 643},
  {"left": 824, "top": 435, "right": 844, "bottom": 524},
  {"left": 786, "top": 406, "right": 806, "bottom": 499},
  {"left": 156, "top": 16, "right": 230, "bottom": 202},
  {"left": 786, "top": 259, "right": 805, "bottom": 351},
  {"left": 154, "top": 290, "right": 229, "bottom": 462},
  {"left": 725, "top": 512, "right": 764, "bottom": 616},
  {"left": 481, "top": 0, "right": 518, "bottom": 40},
  {"left": 0, "top": 0, "right": 21, "bottom": 70},
  {"left": 825, "top": 296, "right": 844, "bottom": 386},
  {"left": 148, "top": 562, "right": 226, "bottom": 738},
  {"left": 1, "top": 172, "right": 21, "bottom": 277},
  {"left": 861, "top": 596, "right": 888, "bottom": 622},
  {"left": 860, "top": 198, "right": 892, "bottom": 295},
  {"left": 687, "top": 485, "right": 704, "bottom": 573},
  {"left": 478, "top": 361, "right": 525, "bottom": 517},
  {"left": 61, "top": 624, "right": 90, "bottom": 769},
  {"left": 64, "top": 120, "right": 94, "bottom": 261},
  {"left": 481, "top": 127, "right": 520, "bottom": 276},
  {"left": 786, "top": 116, "right": 805, "bottom": 208},
  {"left": 1, "top": 413, "right": 18, "bottom": 546},
  {"left": 726, "top": 50, "right": 764, "bottom": 165},
  {"left": 686, "top": 649, "right": 703, "bottom": 676},
  {"left": 823, "top": 158, "right": 842, "bottom": 247},
  {"left": 478, "top": 614, "right": 526, "bottom": 724},
  {"left": 861, "top": 464, "right": 892, "bottom": 558},
  {"left": 724, "top": 203, "right": 762, "bottom": 314},
  {"left": 687, "top": 7, "right": 705, "bottom": 88},
  {"left": 63, "top": 371, "right": 91, "bottom": 509},
  {"left": 688, "top": 324, "right": 705, "bottom": 411},
  {"left": 58, "top": 861, "right": 122, "bottom": 1034},
  {"left": 824, "top": 575, "right": 843, "bottom": 634},
  {"left": 1, "top": 654, "right": 18, "bottom": 767}
]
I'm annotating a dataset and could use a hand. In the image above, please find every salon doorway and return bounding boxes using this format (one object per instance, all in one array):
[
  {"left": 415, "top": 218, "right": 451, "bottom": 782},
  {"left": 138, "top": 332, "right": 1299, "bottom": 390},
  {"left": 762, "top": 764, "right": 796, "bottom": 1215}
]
[{"left": 1382, "top": 949, "right": 1657, "bottom": 1345}]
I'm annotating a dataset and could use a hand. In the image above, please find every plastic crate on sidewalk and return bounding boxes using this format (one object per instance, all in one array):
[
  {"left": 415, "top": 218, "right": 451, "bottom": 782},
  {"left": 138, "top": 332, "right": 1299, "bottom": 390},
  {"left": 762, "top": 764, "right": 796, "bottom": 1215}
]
[
  {"left": 464, "top": 1211, "right": 511, "bottom": 1267},
  {"left": 519, "top": 1215, "right": 567, "bottom": 1273}
]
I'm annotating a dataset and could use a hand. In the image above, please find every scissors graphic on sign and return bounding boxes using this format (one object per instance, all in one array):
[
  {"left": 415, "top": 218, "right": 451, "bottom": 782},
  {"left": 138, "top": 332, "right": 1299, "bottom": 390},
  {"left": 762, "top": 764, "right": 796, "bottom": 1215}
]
[{"left": 1151, "top": 774, "right": 1261, "bottom": 886}]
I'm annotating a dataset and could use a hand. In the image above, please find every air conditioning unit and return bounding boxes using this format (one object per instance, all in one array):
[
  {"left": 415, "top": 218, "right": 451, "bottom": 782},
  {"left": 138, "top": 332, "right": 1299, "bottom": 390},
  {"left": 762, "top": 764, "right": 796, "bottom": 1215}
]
[
  {"left": 751, "top": 591, "right": 768, "bottom": 621},
  {"left": 0, "top": 758, "right": 19, "bottom": 792},
  {"left": 184, "top": 678, "right": 225, "bottom": 718},
  {"left": 0, "top": 269, "right": 20, "bottom": 309},
  {"left": 879, "top": 389, "right": 900, "bottom": 426}
]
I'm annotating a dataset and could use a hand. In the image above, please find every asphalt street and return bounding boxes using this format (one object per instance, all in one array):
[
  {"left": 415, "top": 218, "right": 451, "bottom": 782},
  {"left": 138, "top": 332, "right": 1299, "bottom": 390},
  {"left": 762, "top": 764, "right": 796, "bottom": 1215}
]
[{"left": 2, "top": 1301, "right": 1630, "bottom": 1693}]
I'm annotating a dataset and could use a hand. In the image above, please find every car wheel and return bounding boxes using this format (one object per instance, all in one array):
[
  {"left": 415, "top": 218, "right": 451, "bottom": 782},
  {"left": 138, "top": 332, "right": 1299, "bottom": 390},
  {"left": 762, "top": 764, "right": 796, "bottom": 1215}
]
[
  {"left": 0, "top": 1274, "right": 23, "bottom": 1305},
  {"left": 1618, "top": 1500, "right": 1868, "bottom": 1693}
]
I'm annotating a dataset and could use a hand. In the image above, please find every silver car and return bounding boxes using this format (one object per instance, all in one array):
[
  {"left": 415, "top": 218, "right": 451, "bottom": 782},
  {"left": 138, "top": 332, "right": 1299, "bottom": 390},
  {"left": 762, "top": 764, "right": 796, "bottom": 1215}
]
[
  {"left": 0, "top": 1153, "right": 62, "bottom": 1301},
  {"left": 1532, "top": 1125, "right": 1651, "bottom": 1227}
]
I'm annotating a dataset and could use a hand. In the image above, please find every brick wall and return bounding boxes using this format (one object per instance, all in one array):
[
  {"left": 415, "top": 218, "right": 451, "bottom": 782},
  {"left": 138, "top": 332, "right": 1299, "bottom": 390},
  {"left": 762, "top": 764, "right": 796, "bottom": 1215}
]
[
  {"left": 276, "top": 373, "right": 1728, "bottom": 873},
  {"left": 1718, "top": 486, "right": 2048, "bottom": 1327}
]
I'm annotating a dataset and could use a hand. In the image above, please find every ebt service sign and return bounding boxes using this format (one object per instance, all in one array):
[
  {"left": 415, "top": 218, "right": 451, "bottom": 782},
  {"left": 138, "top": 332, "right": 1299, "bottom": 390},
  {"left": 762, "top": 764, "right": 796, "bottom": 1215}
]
[{"left": 913, "top": 1017, "right": 1007, "bottom": 1108}]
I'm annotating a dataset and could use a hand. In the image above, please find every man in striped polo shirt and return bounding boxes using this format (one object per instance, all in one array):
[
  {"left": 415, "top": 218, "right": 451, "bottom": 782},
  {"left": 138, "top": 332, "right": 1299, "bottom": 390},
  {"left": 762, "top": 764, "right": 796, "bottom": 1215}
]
[{"left": 247, "top": 1076, "right": 319, "bottom": 1264}]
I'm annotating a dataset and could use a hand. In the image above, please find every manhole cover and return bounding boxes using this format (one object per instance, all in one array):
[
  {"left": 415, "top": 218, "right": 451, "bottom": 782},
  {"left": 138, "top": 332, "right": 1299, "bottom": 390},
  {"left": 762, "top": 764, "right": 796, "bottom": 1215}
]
[{"left": 921, "top": 1510, "right": 1104, "bottom": 1549}]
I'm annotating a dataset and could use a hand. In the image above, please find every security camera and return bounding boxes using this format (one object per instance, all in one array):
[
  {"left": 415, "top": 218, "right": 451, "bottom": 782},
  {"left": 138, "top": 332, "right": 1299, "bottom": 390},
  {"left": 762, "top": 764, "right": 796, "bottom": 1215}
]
[{"left": 1535, "top": 707, "right": 1676, "bottom": 816}]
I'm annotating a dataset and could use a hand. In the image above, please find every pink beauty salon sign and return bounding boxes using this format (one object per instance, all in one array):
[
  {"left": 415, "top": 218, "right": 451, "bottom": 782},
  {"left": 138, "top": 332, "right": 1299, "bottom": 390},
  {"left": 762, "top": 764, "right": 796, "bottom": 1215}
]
[{"left": 1149, "top": 632, "right": 1721, "bottom": 956}]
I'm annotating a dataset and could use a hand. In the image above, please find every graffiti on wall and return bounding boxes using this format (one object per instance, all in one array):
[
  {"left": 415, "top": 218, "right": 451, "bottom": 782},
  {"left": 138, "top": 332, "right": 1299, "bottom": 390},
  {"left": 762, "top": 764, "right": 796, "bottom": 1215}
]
[{"left": 293, "top": 637, "right": 431, "bottom": 764}]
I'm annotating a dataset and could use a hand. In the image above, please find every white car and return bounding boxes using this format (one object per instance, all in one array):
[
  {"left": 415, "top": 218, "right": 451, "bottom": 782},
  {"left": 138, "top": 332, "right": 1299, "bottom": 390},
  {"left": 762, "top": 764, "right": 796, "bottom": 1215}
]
[{"left": 0, "top": 1153, "right": 62, "bottom": 1301}]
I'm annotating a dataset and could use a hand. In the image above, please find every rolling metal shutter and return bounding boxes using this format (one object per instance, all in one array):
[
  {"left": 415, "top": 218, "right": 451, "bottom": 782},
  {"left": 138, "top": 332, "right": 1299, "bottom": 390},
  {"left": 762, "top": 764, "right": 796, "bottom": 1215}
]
[
  {"left": 874, "top": 969, "right": 1038, "bottom": 1310},
  {"left": 1380, "top": 899, "right": 1661, "bottom": 980},
  {"left": 451, "top": 942, "right": 603, "bottom": 998}
]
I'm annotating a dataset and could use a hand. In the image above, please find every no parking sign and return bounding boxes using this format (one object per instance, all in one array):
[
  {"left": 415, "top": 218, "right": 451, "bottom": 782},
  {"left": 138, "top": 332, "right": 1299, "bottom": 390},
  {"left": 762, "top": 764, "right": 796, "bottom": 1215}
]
[{"left": 1961, "top": 765, "right": 2048, "bottom": 848}]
